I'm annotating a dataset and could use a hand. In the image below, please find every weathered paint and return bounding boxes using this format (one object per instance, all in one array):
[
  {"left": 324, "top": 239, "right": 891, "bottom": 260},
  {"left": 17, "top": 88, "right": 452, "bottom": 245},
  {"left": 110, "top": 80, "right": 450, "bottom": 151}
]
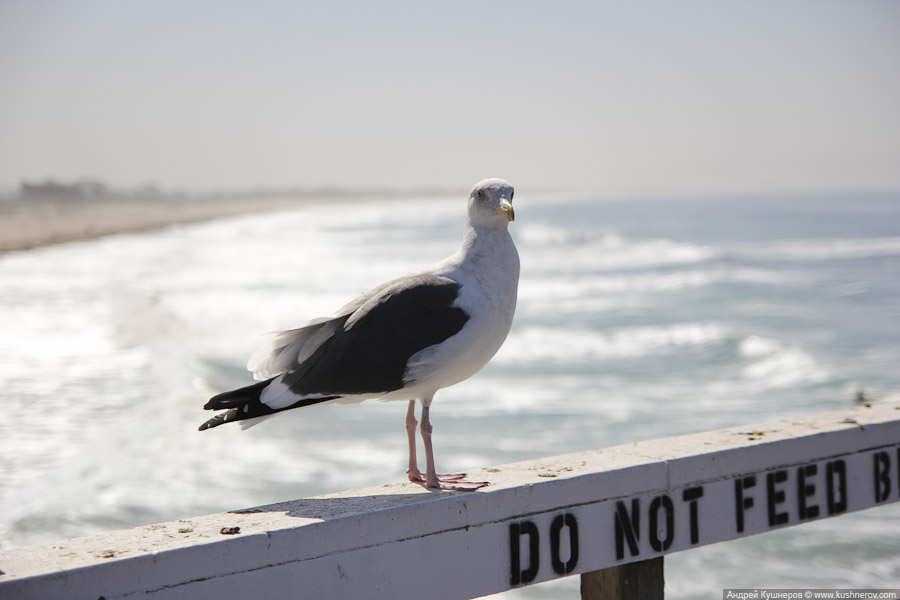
[{"left": 1, "top": 401, "right": 899, "bottom": 600}]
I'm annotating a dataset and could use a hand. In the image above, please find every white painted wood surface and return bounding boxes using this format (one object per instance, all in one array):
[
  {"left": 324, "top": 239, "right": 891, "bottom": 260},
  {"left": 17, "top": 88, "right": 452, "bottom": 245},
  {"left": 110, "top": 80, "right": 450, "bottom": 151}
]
[{"left": 2, "top": 401, "right": 899, "bottom": 600}]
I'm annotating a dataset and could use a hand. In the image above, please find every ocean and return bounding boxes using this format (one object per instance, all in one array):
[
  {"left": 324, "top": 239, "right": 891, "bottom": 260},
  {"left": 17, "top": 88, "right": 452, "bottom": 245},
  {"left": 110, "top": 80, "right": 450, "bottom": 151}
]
[{"left": 1, "top": 191, "right": 898, "bottom": 597}]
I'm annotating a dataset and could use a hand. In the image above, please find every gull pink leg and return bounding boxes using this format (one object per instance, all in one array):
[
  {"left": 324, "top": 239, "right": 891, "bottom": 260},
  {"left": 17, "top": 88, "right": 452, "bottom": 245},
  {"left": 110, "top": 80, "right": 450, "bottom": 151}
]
[
  {"left": 406, "top": 400, "right": 423, "bottom": 482},
  {"left": 420, "top": 404, "right": 488, "bottom": 491},
  {"left": 406, "top": 401, "right": 465, "bottom": 484}
]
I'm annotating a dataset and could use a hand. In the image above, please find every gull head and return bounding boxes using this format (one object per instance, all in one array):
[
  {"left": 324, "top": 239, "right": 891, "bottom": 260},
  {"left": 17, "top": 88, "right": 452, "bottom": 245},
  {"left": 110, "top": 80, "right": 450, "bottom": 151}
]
[{"left": 467, "top": 178, "right": 515, "bottom": 229}]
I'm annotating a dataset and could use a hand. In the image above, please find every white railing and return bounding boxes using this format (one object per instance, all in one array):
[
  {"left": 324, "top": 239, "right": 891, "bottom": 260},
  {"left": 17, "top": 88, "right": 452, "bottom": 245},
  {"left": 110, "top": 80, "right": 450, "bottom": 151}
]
[{"left": 1, "top": 401, "right": 898, "bottom": 600}]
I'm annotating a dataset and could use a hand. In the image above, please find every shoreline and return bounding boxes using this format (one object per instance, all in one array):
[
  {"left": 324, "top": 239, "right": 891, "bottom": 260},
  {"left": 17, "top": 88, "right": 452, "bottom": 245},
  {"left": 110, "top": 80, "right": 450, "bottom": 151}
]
[{"left": 0, "top": 194, "right": 373, "bottom": 254}]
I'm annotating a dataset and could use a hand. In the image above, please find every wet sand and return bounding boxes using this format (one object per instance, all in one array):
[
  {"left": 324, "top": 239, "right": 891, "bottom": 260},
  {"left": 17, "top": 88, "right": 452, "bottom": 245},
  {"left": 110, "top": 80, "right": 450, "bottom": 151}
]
[{"left": 0, "top": 195, "right": 342, "bottom": 253}]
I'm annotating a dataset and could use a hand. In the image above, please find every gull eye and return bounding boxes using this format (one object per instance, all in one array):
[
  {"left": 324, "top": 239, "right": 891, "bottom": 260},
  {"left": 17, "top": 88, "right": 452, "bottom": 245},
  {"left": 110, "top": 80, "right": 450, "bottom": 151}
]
[
  {"left": 476, "top": 189, "right": 486, "bottom": 200},
  {"left": 510, "top": 190, "right": 514, "bottom": 201}
]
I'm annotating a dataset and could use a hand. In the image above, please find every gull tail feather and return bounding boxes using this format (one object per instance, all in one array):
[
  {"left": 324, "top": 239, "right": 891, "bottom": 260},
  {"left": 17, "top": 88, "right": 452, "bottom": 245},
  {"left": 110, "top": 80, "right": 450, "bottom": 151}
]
[{"left": 198, "top": 377, "right": 339, "bottom": 431}]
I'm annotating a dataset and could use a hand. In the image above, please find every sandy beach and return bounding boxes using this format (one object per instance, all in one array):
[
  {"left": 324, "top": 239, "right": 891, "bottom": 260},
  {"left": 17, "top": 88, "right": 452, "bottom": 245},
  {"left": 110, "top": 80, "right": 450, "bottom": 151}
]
[{"left": 0, "top": 194, "right": 351, "bottom": 253}]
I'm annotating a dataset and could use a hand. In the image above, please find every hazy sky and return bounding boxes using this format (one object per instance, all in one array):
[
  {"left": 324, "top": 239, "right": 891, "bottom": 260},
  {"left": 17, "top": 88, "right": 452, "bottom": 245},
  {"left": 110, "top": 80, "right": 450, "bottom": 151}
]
[{"left": 1, "top": 1, "right": 899, "bottom": 195}]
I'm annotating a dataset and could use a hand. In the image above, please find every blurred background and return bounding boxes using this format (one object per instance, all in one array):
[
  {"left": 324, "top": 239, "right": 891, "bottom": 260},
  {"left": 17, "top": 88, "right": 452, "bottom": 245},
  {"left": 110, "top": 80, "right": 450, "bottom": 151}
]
[{"left": 1, "top": 1, "right": 899, "bottom": 598}]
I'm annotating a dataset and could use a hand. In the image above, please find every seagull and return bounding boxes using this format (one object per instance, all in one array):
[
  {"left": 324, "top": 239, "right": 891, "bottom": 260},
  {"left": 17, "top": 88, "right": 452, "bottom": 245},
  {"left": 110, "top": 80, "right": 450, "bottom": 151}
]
[{"left": 199, "top": 178, "right": 519, "bottom": 491}]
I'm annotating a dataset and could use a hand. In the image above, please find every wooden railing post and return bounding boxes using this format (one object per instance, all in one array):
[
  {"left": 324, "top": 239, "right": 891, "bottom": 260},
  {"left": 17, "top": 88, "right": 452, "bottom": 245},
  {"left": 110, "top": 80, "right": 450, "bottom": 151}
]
[
  {"left": 581, "top": 557, "right": 664, "bottom": 600},
  {"left": 2, "top": 402, "right": 897, "bottom": 600}
]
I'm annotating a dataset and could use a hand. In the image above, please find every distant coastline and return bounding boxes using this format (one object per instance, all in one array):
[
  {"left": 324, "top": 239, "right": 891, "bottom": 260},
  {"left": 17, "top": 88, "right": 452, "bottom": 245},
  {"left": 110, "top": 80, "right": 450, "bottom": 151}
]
[{"left": 0, "top": 180, "right": 464, "bottom": 253}]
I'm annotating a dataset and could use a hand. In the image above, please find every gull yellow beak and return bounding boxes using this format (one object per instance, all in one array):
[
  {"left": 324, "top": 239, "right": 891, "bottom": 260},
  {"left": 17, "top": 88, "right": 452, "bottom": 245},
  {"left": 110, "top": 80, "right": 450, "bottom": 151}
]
[{"left": 495, "top": 198, "right": 515, "bottom": 222}]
